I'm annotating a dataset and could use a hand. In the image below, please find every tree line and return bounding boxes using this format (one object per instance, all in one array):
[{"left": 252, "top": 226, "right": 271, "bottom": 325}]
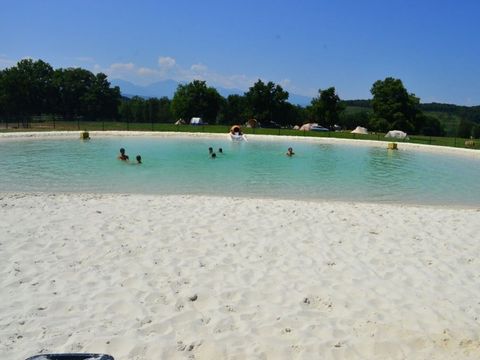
[
  {"left": 119, "top": 78, "right": 447, "bottom": 136},
  {"left": 115, "top": 77, "right": 449, "bottom": 137},
  {"left": 342, "top": 99, "right": 480, "bottom": 138},
  {"left": 0, "top": 59, "right": 120, "bottom": 125},
  {"left": 2, "top": 59, "right": 479, "bottom": 137}
]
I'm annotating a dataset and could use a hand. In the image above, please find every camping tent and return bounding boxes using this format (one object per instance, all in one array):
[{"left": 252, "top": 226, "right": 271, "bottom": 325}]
[
  {"left": 175, "top": 119, "right": 186, "bottom": 125},
  {"left": 300, "top": 123, "right": 317, "bottom": 131},
  {"left": 351, "top": 126, "right": 368, "bottom": 134},
  {"left": 385, "top": 130, "right": 408, "bottom": 140},
  {"left": 245, "top": 119, "right": 258, "bottom": 128},
  {"left": 190, "top": 117, "right": 205, "bottom": 125}
]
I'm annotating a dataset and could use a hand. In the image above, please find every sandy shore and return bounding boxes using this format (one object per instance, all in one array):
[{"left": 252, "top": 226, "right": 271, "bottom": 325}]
[{"left": 1, "top": 193, "right": 479, "bottom": 359}]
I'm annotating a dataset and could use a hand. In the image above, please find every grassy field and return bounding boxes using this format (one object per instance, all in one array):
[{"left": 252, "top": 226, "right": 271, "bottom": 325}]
[{"left": 1, "top": 120, "right": 479, "bottom": 150}]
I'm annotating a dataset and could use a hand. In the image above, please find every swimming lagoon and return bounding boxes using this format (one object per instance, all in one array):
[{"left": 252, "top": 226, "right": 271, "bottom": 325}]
[{"left": 1, "top": 133, "right": 479, "bottom": 206}]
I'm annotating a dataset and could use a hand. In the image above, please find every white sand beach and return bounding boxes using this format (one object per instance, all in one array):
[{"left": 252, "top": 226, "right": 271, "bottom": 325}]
[{"left": 1, "top": 192, "right": 480, "bottom": 360}]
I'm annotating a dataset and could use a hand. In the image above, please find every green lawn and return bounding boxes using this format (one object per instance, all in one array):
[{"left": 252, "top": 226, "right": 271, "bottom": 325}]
[{"left": 1, "top": 120, "right": 479, "bottom": 150}]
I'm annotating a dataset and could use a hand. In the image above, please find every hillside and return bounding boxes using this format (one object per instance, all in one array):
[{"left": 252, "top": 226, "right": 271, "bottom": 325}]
[{"left": 341, "top": 100, "right": 480, "bottom": 136}]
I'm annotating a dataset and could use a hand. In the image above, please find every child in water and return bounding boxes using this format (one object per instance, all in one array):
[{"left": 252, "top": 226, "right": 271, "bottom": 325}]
[{"left": 118, "top": 148, "right": 129, "bottom": 161}]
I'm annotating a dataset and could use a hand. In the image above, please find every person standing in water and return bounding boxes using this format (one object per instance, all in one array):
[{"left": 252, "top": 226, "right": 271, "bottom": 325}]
[
  {"left": 136, "top": 155, "right": 142, "bottom": 164},
  {"left": 286, "top": 147, "right": 295, "bottom": 157},
  {"left": 118, "top": 148, "right": 129, "bottom": 161}
]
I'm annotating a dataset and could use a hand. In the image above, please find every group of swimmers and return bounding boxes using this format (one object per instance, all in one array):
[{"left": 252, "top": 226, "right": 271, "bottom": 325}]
[
  {"left": 118, "top": 145, "right": 294, "bottom": 163},
  {"left": 208, "top": 147, "right": 223, "bottom": 158},
  {"left": 208, "top": 146, "right": 294, "bottom": 158},
  {"left": 118, "top": 148, "right": 142, "bottom": 164}
]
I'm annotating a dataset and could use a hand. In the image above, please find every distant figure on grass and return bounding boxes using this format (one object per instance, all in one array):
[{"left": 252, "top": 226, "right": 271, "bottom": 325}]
[
  {"left": 136, "top": 155, "right": 142, "bottom": 164},
  {"left": 286, "top": 147, "right": 295, "bottom": 157},
  {"left": 118, "top": 148, "right": 129, "bottom": 161}
]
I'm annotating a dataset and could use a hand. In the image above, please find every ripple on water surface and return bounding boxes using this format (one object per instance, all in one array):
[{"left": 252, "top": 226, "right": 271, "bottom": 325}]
[{"left": 1, "top": 136, "right": 479, "bottom": 206}]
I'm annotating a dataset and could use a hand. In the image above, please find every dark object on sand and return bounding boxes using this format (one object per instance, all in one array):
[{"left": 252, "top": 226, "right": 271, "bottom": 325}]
[{"left": 26, "top": 354, "right": 114, "bottom": 360}]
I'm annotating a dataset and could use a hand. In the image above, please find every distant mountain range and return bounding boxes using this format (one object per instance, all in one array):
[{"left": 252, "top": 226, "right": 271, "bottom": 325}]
[{"left": 110, "top": 79, "right": 312, "bottom": 106}]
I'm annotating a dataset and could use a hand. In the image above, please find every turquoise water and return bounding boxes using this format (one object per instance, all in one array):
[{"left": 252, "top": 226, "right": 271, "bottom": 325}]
[{"left": 1, "top": 135, "right": 479, "bottom": 206}]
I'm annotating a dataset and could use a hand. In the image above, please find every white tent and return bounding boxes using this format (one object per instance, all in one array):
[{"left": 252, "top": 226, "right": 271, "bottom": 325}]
[
  {"left": 190, "top": 117, "right": 204, "bottom": 125},
  {"left": 300, "top": 123, "right": 317, "bottom": 131},
  {"left": 385, "top": 130, "right": 408, "bottom": 140},
  {"left": 351, "top": 126, "right": 368, "bottom": 134},
  {"left": 174, "top": 119, "right": 185, "bottom": 125}
]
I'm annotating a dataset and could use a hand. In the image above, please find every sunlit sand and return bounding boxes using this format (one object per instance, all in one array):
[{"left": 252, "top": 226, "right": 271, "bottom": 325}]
[{"left": 1, "top": 132, "right": 479, "bottom": 360}]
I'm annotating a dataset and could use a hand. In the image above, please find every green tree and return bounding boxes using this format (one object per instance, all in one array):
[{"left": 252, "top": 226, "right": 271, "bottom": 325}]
[
  {"left": 146, "top": 98, "right": 158, "bottom": 122},
  {"left": 339, "top": 110, "right": 371, "bottom": 130},
  {"left": 292, "top": 104, "right": 309, "bottom": 126},
  {"left": 171, "top": 80, "right": 222, "bottom": 123},
  {"left": 129, "top": 96, "right": 147, "bottom": 122},
  {"left": 218, "top": 94, "right": 248, "bottom": 125},
  {"left": 472, "top": 124, "right": 480, "bottom": 139},
  {"left": 119, "top": 96, "right": 172, "bottom": 123},
  {"left": 144, "top": 97, "right": 173, "bottom": 123},
  {"left": 53, "top": 67, "right": 95, "bottom": 119},
  {"left": 457, "top": 119, "right": 474, "bottom": 138},
  {"left": 370, "top": 77, "right": 420, "bottom": 133},
  {"left": 276, "top": 102, "right": 307, "bottom": 127},
  {"left": 244, "top": 79, "right": 289, "bottom": 124},
  {"left": 119, "top": 99, "right": 133, "bottom": 121},
  {"left": 157, "top": 96, "right": 173, "bottom": 123},
  {"left": 368, "top": 117, "right": 390, "bottom": 132},
  {"left": 416, "top": 114, "right": 445, "bottom": 136},
  {"left": 1, "top": 59, "right": 55, "bottom": 121},
  {"left": 82, "top": 73, "right": 120, "bottom": 120},
  {"left": 0, "top": 70, "right": 7, "bottom": 118},
  {"left": 307, "top": 87, "right": 344, "bottom": 128},
  {"left": 0, "top": 59, "right": 121, "bottom": 122}
]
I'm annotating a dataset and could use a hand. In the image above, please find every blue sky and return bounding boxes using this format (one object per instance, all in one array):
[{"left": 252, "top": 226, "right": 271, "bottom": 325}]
[{"left": 1, "top": 0, "right": 479, "bottom": 105}]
